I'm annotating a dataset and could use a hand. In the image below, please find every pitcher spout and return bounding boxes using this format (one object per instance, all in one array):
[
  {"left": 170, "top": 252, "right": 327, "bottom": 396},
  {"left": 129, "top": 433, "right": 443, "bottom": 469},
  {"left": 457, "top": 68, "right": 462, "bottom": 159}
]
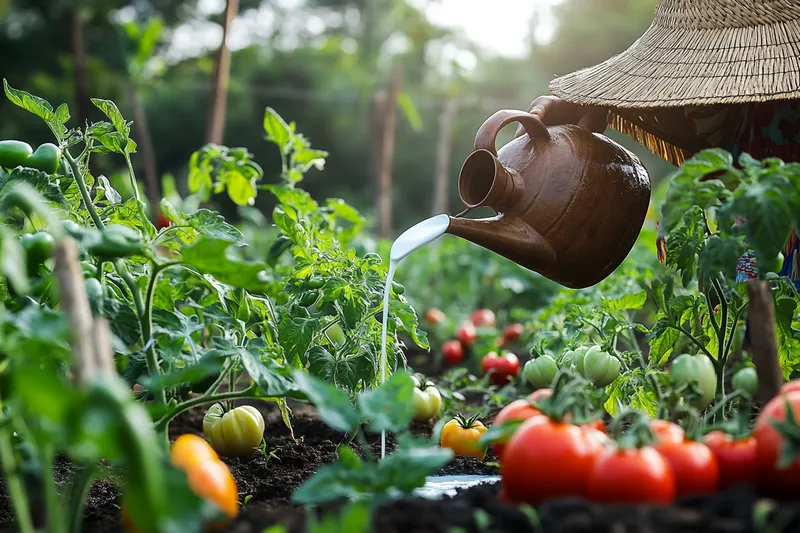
[
  {"left": 457, "top": 149, "right": 525, "bottom": 212},
  {"left": 446, "top": 214, "right": 557, "bottom": 274}
]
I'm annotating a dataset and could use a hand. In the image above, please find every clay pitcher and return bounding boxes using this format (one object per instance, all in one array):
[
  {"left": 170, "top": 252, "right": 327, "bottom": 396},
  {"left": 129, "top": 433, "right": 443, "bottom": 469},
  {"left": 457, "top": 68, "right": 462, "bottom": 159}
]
[{"left": 446, "top": 109, "right": 651, "bottom": 289}]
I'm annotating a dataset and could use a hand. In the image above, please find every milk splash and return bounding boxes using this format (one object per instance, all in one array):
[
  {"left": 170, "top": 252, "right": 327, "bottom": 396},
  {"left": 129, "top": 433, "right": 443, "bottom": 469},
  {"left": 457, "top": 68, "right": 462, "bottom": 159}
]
[{"left": 380, "top": 214, "right": 450, "bottom": 458}]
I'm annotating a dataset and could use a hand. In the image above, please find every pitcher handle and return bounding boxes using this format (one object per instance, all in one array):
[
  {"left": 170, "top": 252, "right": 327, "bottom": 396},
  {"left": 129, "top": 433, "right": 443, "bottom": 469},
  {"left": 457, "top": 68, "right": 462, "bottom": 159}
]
[{"left": 474, "top": 110, "right": 551, "bottom": 156}]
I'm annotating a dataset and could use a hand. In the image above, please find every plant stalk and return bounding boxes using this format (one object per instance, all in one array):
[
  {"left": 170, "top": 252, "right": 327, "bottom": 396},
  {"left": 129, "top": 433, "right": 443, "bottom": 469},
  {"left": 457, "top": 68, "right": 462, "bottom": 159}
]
[
  {"left": 0, "top": 416, "right": 35, "bottom": 533},
  {"left": 154, "top": 387, "right": 259, "bottom": 434},
  {"left": 67, "top": 465, "right": 96, "bottom": 533}
]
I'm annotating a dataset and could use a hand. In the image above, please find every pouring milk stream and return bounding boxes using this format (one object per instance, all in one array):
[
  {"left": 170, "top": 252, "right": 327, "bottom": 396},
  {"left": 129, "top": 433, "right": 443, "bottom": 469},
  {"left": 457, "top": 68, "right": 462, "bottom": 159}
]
[{"left": 380, "top": 214, "right": 450, "bottom": 458}]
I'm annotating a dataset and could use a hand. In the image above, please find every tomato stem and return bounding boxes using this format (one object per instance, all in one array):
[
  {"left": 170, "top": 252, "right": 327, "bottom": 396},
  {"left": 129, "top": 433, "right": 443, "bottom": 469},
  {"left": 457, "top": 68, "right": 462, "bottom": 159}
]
[
  {"left": 154, "top": 387, "right": 260, "bottom": 434},
  {"left": 66, "top": 464, "right": 96, "bottom": 533}
]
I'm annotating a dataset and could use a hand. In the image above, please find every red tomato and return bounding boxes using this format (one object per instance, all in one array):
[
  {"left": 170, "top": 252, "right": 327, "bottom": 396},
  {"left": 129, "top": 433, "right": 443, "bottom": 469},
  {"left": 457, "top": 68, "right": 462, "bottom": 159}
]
[
  {"left": 703, "top": 431, "right": 758, "bottom": 489},
  {"left": 442, "top": 340, "right": 463, "bottom": 364},
  {"left": 456, "top": 321, "right": 477, "bottom": 347},
  {"left": 502, "top": 417, "right": 603, "bottom": 505},
  {"left": 528, "top": 389, "right": 552, "bottom": 402},
  {"left": 502, "top": 323, "right": 524, "bottom": 344},
  {"left": 492, "top": 399, "right": 544, "bottom": 460},
  {"left": 754, "top": 390, "right": 800, "bottom": 498},
  {"left": 655, "top": 440, "right": 719, "bottom": 497},
  {"left": 156, "top": 212, "right": 171, "bottom": 230},
  {"left": 424, "top": 308, "right": 446, "bottom": 325},
  {"left": 588, "top": 447, "right": 675, "bottom": 504},
  {"left": 470, "top": 309, "right": 496, "bottom": 327},
  {"left": 780, "top": 381, "right": 800, "bottom": 396},
  {"left": 650, "top": 419, "right": 685, "bottom": 444},
  {"left": 586, "top": 419, "right": 607, "bottom": 435},
  {"left": 481, "top": 351, "right": 520, "bottom": 385}
]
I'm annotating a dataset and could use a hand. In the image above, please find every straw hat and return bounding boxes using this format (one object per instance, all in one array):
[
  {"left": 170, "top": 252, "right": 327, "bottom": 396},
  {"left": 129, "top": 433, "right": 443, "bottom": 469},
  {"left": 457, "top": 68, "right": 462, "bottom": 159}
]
[
  {"left": 548, "top": 0, "right": 800, "bottom": 165},
  {"left": 550, "top": 0, "right": 800, "bottom": 108}
]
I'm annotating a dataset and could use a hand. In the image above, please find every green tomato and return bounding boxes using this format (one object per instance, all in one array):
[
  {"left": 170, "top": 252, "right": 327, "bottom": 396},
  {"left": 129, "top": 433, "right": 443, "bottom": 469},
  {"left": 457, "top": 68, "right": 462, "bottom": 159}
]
[
  {"left": 410, "top": 375, "right": 442, "bottom": 422},
  {"left": 203, "top": 403, "right": 265, "bottom": 457},
  {"left": 84, "top": 278, "right": 104, "bottom": 316},
  {"left": 87, "top": 225, "right": 145, "bottom": 260},
  {"left": 305, "top": 278, "right": 324, "bottom": 289},
  {"left": 327, "top": 323, "right": 346, "bottom": 347},
  {"left": 732, "top": 367, "right": 758, "bottom": 396},
  {"left": 0, "top": 140, "right": 33, "bottom": 168},
  {"left": 769, "top": 252, "right": 785, "bottom": 274},
  {"left": 670, "top": 353, "right": 717, "bottom": 409},
  {"left": 21, "top": 232, "right": 54, "bottom": 276},
  {"left": 560, "top": 347, "right": 587, "bottom": 370},
  {"left": 25, "top": 143, "right": 62, "bottom": 174},
  {"left": 298, "top": 290, "right": 319, "bottom": 307},
  {"left": 391, "top": 281, "right": 405, "bottom": 295},
  {"left": 581, "top": 348, "right": 621, "bottom": 388},
  {"left": 524, "top": 355, "right": 559, "bottom": 389}
]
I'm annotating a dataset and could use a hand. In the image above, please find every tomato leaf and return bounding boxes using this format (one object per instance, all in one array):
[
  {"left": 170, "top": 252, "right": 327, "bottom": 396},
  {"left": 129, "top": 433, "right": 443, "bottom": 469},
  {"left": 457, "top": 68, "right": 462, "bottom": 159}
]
[
  {"left": 180, "top": 237, "right": 268, "bottom": 291},
  {"left": 292, "top": 371, "right": 361, "bottom": 433},
  {"left": 3, "top": 79, "right": 68, "bottom": 141},
  {"left": 357, "top": 370, "right": 415, "bottom": 433}
]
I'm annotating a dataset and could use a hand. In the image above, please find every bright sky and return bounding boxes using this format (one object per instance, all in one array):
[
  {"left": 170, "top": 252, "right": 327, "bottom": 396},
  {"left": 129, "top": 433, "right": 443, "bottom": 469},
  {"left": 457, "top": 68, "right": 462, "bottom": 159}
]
[
  {"left": 411, "top": 0, "right": 562, "bottom": 57},
  {"left": 164, "top": 0, "right": 561, "bottom": 64}
]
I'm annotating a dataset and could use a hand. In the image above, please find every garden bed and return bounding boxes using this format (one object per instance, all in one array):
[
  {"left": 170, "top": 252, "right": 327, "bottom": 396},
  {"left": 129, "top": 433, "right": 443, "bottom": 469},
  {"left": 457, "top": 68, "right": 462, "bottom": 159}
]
[{"left": 3, "top": 397, "right": 800, "bottom": 533}]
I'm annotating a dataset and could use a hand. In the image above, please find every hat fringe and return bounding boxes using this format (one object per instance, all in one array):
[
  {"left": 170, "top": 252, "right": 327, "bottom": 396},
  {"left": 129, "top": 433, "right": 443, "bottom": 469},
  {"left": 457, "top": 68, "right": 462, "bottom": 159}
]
[{"left": 609, "top": 113, "right": 689, "bottom": 167}]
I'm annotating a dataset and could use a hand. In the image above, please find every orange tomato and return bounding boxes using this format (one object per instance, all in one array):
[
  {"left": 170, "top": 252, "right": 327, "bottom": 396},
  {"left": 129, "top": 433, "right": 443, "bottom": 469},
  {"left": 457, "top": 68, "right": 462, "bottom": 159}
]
[{"left": 170, "top": 434, "right": 220, "bottom": 470}]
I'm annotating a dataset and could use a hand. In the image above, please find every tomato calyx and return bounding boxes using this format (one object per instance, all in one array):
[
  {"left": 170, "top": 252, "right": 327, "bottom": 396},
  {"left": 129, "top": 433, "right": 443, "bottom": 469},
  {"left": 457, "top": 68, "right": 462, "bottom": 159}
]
[
  {"left": 452, "top": 412, "right": 483, "bottom": 430},
  {"left": 767, "top": 397, "right": 800, "bottom": 470},
  {"left": 608, "top": 410, "right": 659, "bottom": 449},
  {"left": 703, "top": 390, "right": 753, "bottom": 441}
]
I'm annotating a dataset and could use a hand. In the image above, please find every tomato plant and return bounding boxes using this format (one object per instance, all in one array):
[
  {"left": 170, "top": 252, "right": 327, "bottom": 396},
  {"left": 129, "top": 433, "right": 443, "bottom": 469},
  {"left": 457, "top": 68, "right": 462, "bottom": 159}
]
[{"left": 480, "top": 351, "right": 520, "bottom": 385}]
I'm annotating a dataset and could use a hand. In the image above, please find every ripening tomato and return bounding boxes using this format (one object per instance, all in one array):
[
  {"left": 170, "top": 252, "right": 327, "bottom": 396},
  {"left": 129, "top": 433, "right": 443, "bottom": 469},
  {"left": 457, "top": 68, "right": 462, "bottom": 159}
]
[
  {"left": 203, "top": 404, "right": 266, "bottom": 457},
  {"left": 185, "top": 456, "right": 239, "bottom": 518},
  {"left": 650, "top": 420, "right": 685, "bottom": 444},
  {"left": 424, "top": 308, "right": 446, "bottom": 325},
  {"left": 410, "top": 375, "right": 442, "bottom": 422},
  {"left": 442, "top": 340, "right": 464, "bottom": 364},
  {"left": 703, "top": 431, "right": 758, "bottom": 489},
  {"left": 528, "top": 389, "right": 552, "bottom": 402},
  {"left": 780, "top": 381, "right": 800, "bottom": 396},
  {"left": 456, "top": 321, "right": 478, "bottom": 347},
  {"left": 441, "top": 415, "right": 488, "bottom": 460},
  {"left": 654, "top": 439, "right": 719, "bottom": 497},
  {"left": 156, "top": 212, "right": 171, "bottom": 230},
  {"left": 501, "top": 323, "right": 524, "bottom": 344},
  {"left": 169, "top": 434, "right": 238, "bottom": 519},
  {"left": 587, "top": 447, "right": 675, "bottom": 504},
  {"left": 491, "top": 399, "right": 544, "bottom": 460},
  {"left": 502, "top": 417, "right": 603, "bottom": 504},
  {"left": 470, "top": 309, "right": 496, "bottom": 327},
  {"left": 754, "top": 390, "right": 800, "bottom": 498},
  {"left": 481, "top": 351, "right": 520, "bottom": 385}
]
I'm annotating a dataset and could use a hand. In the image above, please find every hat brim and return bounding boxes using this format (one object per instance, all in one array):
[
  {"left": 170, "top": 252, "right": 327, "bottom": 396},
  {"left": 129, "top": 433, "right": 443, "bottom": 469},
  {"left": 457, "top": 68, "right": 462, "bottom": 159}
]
[{"left": 549, "top": 17, "right": 800, "bottom": 108}]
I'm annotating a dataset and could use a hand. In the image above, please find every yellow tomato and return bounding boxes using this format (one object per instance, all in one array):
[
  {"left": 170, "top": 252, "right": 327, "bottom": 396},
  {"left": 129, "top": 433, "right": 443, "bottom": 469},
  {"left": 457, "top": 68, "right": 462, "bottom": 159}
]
[
  {"left": 171, "top": 434, "right": 220, "bottom": 470},
  {"left": 186, "top": 458, "right": 239, "bottom": 518},
  {"left": 440, "top": 414, "right": 488, "bottom": 460}
]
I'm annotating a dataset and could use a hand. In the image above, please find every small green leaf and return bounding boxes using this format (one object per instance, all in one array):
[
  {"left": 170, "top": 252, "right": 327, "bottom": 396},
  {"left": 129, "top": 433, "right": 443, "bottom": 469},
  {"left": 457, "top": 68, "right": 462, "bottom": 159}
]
[
  {"left": 602, "top": 291, "right": 646, "bottom": 313},
  {"left": 226, "top": 170, "right": 256, "bottom": 206},
  {"left": 292, "top": 371, "right": 361, "bottom": 433},
  {"left": 91, "top": 98, "right": 130, "bottom": 136},
  {"left": 357, "top": 370, "right": 415, "bottom": 432},
  {"left": 180, "top": 237, "right": 269, "bottom": 292},
  {"left": 263, "top": 107, "right": 292, "bottom": 153},
  {"left": 3, "top": 79, "right": 68, "bottom": 140}
]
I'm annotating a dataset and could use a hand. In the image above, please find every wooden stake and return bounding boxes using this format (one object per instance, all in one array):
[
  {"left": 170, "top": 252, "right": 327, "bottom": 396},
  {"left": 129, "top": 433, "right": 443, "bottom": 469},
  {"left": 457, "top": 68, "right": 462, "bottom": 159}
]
[
  {"left": 432, "top": 97, "right": 458, "bottom": 216},
  {"left": 53, "top": 239, "right": 96, "bottom": 382},
  {"left": 377, "top": 67, "right": 401, "bottom": 238},
  {"left": 747, "top": 280, "right": 784, "bottom": 403},
  {"left": 206, "top": 0, "right": 240, "bottom": 145}
]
